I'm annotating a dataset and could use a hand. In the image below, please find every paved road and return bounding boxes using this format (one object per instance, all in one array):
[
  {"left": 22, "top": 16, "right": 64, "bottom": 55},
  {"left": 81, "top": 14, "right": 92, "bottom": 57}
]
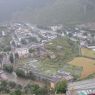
[{"left": 68, "top": 79, "right": 95, "bottom": 90}]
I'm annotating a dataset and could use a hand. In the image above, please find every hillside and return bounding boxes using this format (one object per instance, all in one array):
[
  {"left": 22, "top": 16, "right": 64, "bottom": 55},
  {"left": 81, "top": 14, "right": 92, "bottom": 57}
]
[
  {"left": 1, "top": 0, "right": 95, "bottom": 25},
  {"left": 12, "top": 0, "right": 95, "bottom": 25}
]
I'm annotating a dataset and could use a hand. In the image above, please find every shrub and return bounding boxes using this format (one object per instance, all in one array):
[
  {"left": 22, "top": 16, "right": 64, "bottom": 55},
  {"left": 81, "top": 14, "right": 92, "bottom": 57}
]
[
  {"left": 15, "top": 68, "right": 25, "bottom": 78},
  {"left": 3, "top": 64, "right": 13, "bottom": 73},
  {"left": 8, "top": 81, "right": 16, "bottom": 88},
  {"left": 55, "top": 80, "right": 67, "bottom": 94}
]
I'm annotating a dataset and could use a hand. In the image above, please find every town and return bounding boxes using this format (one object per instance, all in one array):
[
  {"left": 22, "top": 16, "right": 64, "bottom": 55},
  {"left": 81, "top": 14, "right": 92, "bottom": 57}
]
[{"left": 0, "top": 22, "right": 95, "bottom": 95}]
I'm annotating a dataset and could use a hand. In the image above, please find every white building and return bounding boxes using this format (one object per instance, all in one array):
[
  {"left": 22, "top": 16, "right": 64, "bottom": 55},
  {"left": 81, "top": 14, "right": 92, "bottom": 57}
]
[{"left": 15, "top": 48, "right": 29, "bottom": 58}]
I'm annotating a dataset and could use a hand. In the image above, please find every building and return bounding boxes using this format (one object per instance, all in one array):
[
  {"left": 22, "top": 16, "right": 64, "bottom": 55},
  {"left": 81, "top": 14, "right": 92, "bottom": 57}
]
[
  {"left": 50, "top": 71, "right": 73, "bottom": 88},
  {"left": 15, "top": 48, "right": 29, "bottom": 58},
  {"left": 66, "top": 79, "right": 95, "bottom": 95}
]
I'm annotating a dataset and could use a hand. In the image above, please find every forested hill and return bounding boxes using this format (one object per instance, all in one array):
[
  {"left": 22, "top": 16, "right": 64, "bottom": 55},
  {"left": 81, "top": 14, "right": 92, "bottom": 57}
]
[{"left": 1, "top": 0, "right": 95, "bottom": 25}]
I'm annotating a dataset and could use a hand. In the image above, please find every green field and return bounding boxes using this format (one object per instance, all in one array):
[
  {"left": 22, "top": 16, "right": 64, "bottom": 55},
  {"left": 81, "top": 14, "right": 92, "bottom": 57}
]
[
  {"left": 81, "top": 48, "right": 95, "bottom": 58},
  {"left": 37, "top": 38, "right": 81, "bottom": 77},
  {"left": 45, "top": 37, "right": 79, "bottom": 62},
  {"left": 16, "top": 38, "right": 82, "bottom": 78},
  {"left": 38, "top": 58, "right": 82, "bottom": 77}
]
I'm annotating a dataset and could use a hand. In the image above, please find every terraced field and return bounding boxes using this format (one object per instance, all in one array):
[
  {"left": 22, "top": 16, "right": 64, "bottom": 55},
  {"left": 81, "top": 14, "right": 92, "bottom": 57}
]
[
  {"left": 69, "top": 57, "right": 95, "bottom": 78},
  {"left": 81, "top": 48, "right": 95, "bottom": 58}
]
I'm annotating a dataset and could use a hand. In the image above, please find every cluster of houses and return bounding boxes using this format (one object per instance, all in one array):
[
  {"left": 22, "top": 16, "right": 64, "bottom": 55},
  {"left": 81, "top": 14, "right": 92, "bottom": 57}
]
[
  {"left": 50, "top": 70, "right": 74, "bottom": 88},
  {"left": 8, "top": 23, "right": 63, "bottom": 59},
  {"left": 0, "top": 22, "right": 95, "bottom": 91},
  {"left": 63, "top": 25, "right": 95, "bottom": 51},
  {"left": 0, "top": 22, "right": 94, "bottom": 59}
]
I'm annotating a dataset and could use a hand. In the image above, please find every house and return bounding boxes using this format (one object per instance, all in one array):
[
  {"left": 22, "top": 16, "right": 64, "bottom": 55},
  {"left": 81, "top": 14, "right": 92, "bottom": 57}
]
[
  {"left": 50, "top": 71, "right": 74, "bottom": 88},
  {"left": 87, "top": 46, "right": 95, "bottom": 51},
  {"left": 51, "top": 25, "right": 63, "bottom": 32},
  {"left": 15, "top": 48, "right": 29, "bottom": 58},
  {"left": 48, "top": 51, "right": 56, "bottom": 59},
  {"left": 50, "top": 75, "right": 62, "bottom": 88}
]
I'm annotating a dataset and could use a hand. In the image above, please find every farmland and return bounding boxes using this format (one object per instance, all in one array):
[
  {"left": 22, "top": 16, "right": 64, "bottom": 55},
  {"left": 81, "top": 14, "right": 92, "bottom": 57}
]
[
  {"left": 36, "top": 37, "right": 82, "bottom": 77},
  {"left": 38, "top": 58, "right": 82, "bottom": 78},
  {"left": 81, "top": 48, "right": 95, "bottom": 58},
  {"left": 69, "top": 57, "right": 95, "bottom": 79}
]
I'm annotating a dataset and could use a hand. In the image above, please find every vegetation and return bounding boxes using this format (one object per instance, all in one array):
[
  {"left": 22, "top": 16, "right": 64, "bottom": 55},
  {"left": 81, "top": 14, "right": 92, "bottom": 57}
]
[
  {"left": 82, "top": 73, "right": 95, "bottom": 80},
  {"left": 0, "top": 35, "right": 12, "bottom": 52},
  {"left": 9, "top": 53, "right": 14, "bottom": 64},
  {"left": 1, "top": 0, "right": 95, "bottom": 25},
  {"left": 15, "top": 68, "right": 25, "bottom": 78},
  {"left": 81, "top": 48, "right": 95, "bottom": 58},
  {"left": 28, "top": 37, "right": 38, "bottom": 43},
  {"left": 0, "top": 81, "right": 22, "bottom": 95},
  {"left": 45, "top": 37, "right": 79, "bottom": 62},
  {"left": 8, "top": 81, "right": 16, "bottom": 89},
  {"left": 3, "top": 64, "right": 13, "bottom": 73},
  {"left": 69, "top": 57, "right": 95, "bottom": 78},
  {"left": 28, "top": 48, "right": 35, "bottom": 53},
  {"left": 0, "top": 80, "right": 49, "bottom": 95},
  {"left": 27, "top": 71, "right": 36, "bottom": 80},
  {"left": 55, "top": 80, "right": 67, "bottom": 94},
  {"left": 38, "top": 37, "right": 81, "bottom": 77},
  {"left": 3, "top": 46, "right": 11, "bottom": 52},
  {"left": 24, "top": 84, "right": 49, "bottom": 95},
  {"left": 10, "top": 89, "right": 22, "bottom": 95},
  {"left": 21, "top": 39, "right": 27, "bottom": 45}
]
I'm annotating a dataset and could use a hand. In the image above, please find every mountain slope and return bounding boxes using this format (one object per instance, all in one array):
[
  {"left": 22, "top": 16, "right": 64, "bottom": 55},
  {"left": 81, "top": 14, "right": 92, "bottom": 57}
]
[
  {"left": 1, "top": 0, "right": 95, "bottom": 25},
  {"left": 0, "top": 0, "right": 54, "bottom": 23}
]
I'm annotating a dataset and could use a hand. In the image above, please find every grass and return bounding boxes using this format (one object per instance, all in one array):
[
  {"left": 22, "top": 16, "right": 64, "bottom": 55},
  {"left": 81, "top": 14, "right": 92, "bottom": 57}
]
[
  {"left": 37, "top": 38, "right": 81, "bottom": 77},
  {"left": 83, "top": 73, "right": 95, "bottom": 80},
  {"left": 69, "top": 57, "right": 95, "bottom": 79},
  {"left": 15, "top": 38, "right": 81, "bottom": 79},
  {"left": 81, "top": 48, "right": 95, "bottom": 58},
  {"left": 38, "top": 58, "right": 82, "bottom": 77},
  {"left": 45, "top": 37, "right": 79, "bottom": 59}
]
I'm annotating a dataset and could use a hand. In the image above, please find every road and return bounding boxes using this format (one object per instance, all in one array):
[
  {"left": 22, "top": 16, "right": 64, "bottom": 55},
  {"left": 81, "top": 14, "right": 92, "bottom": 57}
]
[{"left": 68, "top": 79, "right": 95, "bottom": 90}]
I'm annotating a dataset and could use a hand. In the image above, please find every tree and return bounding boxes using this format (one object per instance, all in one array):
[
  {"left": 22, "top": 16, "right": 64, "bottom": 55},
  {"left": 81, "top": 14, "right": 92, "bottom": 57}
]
[
  {"left": 10, "top": 89, "right": 22, "bottom": 95},
  {"left": 10, "top": 92, "right": 15, "bottom": 95},
  {"left": 21, "top": 39, "right": 27, "bottom": 45},
  {"left": 0, "top": 53, "right": 3, "bottom": 68},
  {"left": 9, "top": 53, "right": 14, "bottom": 64},
  {"left": 14, "top": 89, "right": 22, "bottom": 95},
  {"left": 15, "top": 53, "right": 19, "bottom": 59},
  {"left": 3, "top": 46, "right": 11, "bottom": 52},
  {"left": 0, "top": 80, "right": 10, "bottom": 93},
  {"left": 8, "top": 81, "right": 16, "bottom": 89},
  {"left": 30, "top": 84, "right": 40, "bottom": 94},
  {"left": 28, "top": 37, "right": 38, "bottom": 43},
  {"left": 55, "top": 80, "right": 67, "bottom": 94},
  {"left": 15, "top": 68, "right": 25, "bottom": 78},
  {"left": 3, "top": 64, "right": 13, "bottom": 73},
  {"left": 27, "top": 71, "right": 36, "bottom": 80},
  {"left": 29, "top": 48, "right": 35, "bottom": 53},
  {"left": 38, "top": 85, "right": 49, "bottom": 95}
]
